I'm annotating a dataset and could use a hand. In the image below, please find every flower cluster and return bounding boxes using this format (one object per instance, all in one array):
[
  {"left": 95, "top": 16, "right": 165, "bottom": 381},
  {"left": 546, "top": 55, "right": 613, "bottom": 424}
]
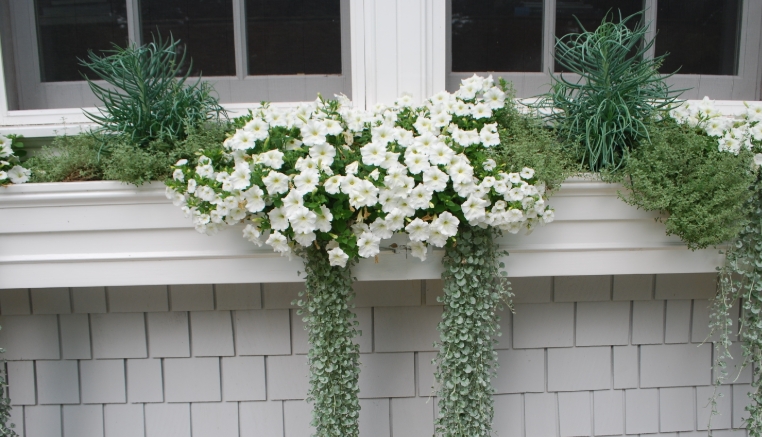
[
  {"left": 165, "top": 75, "right": 554, "bottom": 267},
  {"left": 0, "top": 135, "right": 30, "bottom": 185},
  {"left": 670, "top": 98, "right": 762, "bottom": 158}
]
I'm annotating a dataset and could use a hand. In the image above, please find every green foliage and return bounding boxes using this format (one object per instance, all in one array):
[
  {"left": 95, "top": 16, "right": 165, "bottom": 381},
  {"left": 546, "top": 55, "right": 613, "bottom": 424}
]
[
  {"left": 0, "top": 328, "right": 18, "bottom": 437},
  {"left": 711, "top": 176, "right": 762, "bottom": 436},
  {"left": 27, "top": 123, "right": 232, "bottom": 185},
  {"left": 535, "top": 11, "right": 682, "bottom": 171},
  {"left": 491, "top": 85, "right": 576, "bottom": 191},
  {"left": 81, "top": 35, "right": 224, "bottom": 150},
  {"left": 619, "top": 120, "right": 754, "bottom": 250},
  {"left": 26, "top": 135, "right": 103, "bottom": 183},
  {"left": 296, "top": 246, "right": 360, "bottom": 437},
  {"left": 435, "top": 225, "right": 512, "bottom": 437}
]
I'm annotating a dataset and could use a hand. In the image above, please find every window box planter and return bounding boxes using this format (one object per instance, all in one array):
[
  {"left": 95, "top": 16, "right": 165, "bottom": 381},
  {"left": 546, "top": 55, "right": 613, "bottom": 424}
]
[{"left": 0, "top": 177, "right": 723, "bottom": 289}]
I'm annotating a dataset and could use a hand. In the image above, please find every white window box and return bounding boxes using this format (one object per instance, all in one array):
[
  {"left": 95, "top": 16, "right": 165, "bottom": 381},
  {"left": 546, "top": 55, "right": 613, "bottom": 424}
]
[{"left": 0, "top": 178, "right": 723, "bottom": 289}]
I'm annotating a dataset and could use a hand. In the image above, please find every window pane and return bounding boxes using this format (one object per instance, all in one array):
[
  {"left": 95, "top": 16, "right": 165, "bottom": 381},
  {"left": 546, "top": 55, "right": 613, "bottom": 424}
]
[
  {"left": 36, "top": 0, "right": 128, "bottom": 82},
  {"left": 246, "top": 0, "right": 342, "bottom": 76},
  {"left": 451, "top": 0, "right": 543, "bottom": 73},
  {"left": 140, "top": 0, "right": 236, "bottom": 77},
  {"left": 656, "top": 0, "right": 740, "bottom": 75},
  {"left": 555, "top": 0, "right": 644, "bottom": 72}
]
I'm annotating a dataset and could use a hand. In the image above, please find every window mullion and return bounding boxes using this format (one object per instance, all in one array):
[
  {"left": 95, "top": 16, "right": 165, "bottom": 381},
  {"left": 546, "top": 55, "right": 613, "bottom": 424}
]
[
  {"left": 542, "top": 0, "right": 557, "bottom": 73},
  {"left": 643, "top": 0, "right": 657, "bottom": 59},
  {"left": 233, "top": 0, "right": 247, "bottom": 79},
  {"left": 126, "top": 0, "right": 141, "bottom": 45}
]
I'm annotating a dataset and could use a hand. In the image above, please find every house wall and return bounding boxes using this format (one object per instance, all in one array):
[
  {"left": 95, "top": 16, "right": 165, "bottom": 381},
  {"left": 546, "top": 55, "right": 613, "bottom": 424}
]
[{"left": 0, "top": 274, "right": 748, "bottom": 437}]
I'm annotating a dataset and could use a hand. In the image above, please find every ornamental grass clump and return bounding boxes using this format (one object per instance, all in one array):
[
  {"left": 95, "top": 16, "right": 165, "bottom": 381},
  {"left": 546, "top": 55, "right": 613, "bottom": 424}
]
[
  {"left": 81, "top": 35, "right": 224, "bottom": 150},
  {"left": 535, "top": 11, "right": 682, "bottom": 171}
]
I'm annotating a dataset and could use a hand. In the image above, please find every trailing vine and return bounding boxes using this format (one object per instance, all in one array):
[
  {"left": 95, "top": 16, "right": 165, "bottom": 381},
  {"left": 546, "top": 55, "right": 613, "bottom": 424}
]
[
  {"left": 296, "top": 246, "right": 361, "bottom": 437},
  {"left": 712, "top": 175, "right": 762, "bottom": 435},
  {"left": 434, "top": 225, "right": 511, "bottom": 437}
]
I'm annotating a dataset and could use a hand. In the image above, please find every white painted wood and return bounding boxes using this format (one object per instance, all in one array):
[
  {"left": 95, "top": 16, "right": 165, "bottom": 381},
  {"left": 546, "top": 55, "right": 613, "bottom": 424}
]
[{"left": 0, "top": 178, "right": 726, "bottom": 289}]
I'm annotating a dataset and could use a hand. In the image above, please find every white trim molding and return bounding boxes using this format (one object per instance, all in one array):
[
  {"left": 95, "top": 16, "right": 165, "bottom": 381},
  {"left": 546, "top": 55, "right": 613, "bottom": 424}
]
[{"left": 0, "top": 178, "right": 724, "bottom": 289}]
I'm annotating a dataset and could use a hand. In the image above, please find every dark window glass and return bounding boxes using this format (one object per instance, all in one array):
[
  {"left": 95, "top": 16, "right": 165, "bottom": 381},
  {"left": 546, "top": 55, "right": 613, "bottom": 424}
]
[
  {"left": 451, "top": 0, "right": 543, "bottom": 73},
  {"left": 656, "top": 0, "right": 740, "bottom": 75},
  {"left": 36, "top": 0, "right": 128, "bottom": 82},
  {"left": 245, "top": 0, "right": 342, "bottom": 76},
  {"left": 555, "top": 0, "right": 644, "bottom": 72},
  {"left": 140, "top": 0, "right": 235, "bottom": 77}
]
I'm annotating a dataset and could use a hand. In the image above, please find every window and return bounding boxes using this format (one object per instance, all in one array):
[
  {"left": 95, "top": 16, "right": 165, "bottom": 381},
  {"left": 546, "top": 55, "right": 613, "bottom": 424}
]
[
  {"left": 447, "top": 0, "right": 762, "bottom": 100},
  {"left": 0, "top": 0, "right": 351, "bottom": 110}
]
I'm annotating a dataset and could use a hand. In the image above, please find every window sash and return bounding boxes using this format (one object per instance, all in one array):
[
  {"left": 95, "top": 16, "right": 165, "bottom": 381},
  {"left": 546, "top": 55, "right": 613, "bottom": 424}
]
[{"left": 446, "top": 0, "right": 762, "bottom": 100}]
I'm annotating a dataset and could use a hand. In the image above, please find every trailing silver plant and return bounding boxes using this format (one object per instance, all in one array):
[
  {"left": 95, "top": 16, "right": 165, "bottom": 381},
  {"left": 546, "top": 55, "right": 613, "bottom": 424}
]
[
  {"left": 296, "top": 246, "right": 361, "bottom": 437},
  {"left": 434, "top": 226, "right": 512, "bottom": 436},
  {"left": 711, "top": 176, "right": 762, "bottom": 436}
]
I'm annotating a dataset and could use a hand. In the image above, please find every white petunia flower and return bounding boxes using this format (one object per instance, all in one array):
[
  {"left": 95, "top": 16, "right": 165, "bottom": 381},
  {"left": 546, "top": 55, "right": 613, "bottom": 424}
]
[
  {"left": 226, "top": 130, "right": 257, "bottom": 151},
  {"left": 315, "top": 205, "right": 333, "bottom": 233},
  {"left": 324, "top": 119, "right": 344, "bottom": 135},
  {"left": 0, "top": 136, "right": 12, "bottom": 158},
  {"left": 483, "top": 87, "right": 506, "bottom": 109},
  {"left": 405, "top": 218, "right": 430, "bottom": 242},
  {"left": 409, "top": 241, "right": 428, "bottom": 261},
  {"left": 372, "top": 124, "right": 396, "bottom": 145},
  {"left": 345, "top": 161, "right": 359, "bottom": 175},
  {"left": 370, "top": 217, "right": 394, "bottom": 239},
  {"left": 328, "top": 247, "right": 350, "bottom": 267},
  {"left": 263, "top": 171, "right": 289, "bottom": 195},
  {"left": 196, "top": 163, "right": 215, "bottom": 179},
  {"left": 173, "top": 169, "right": 185, "bottom": 182},
  {"left": 242, "top": 224, "right": 263, "bottom": 246},
  {"left": 462, "top": 195, "right": 489, "bottom": 224},
  {"left": 242, "top": 186, "right": 265, "bottom": 212},
  {"left": 261, "top": 149, "right": 285, "bottom": 169},
  {"left": 294, "top": 169, "right": 320, "bottom": 195},
  {"left": 409, "top": 184, "right": 434, "bottom": 210},
  {"left": 405, "top": 152, "right": 430, "bottom": 174},
  {"left": 422, "top": 166, "right": 449, "bottom": 192},
  {"left": 266, "top": 231, "right": 291, "bottom": 257},
  {"left": 187, "top": 179, "right": 197, "bottom": 194},
  {"left": 282, "top": 189, "right": 305, "bottom": 216},
  {"left": 472, "top": 103, "right": 492, "bottom": 119},
  {"left": 243, "top": 118, "right": 270, "bottom": 140},
  {"left": 433, "top": 211, "right": 459, "bottom": 237},
  {"left": 309, "top": 143, "right": 336, "bottom": 166},
  {"left": 483, "top": 159, "right": 497, "bottom": 171},
  {"left": 268, "top": 207, "right": 290, "bottom": 231},
  {"left": 357, "top": 232, "right": 381, "bottom": 258},
  {"left": 293, "top": 231, "right": 316, "bottom": 247},
  {"left": 361, "top": 142, "right": 387, "bottom": 166},
  {"left": 301, "top": 120, "right": 328, "bottom": 146},
  {"left": 324, "top": 175, "right": 343, "bottom": 194},
  {"left": 385, "top": 208, "right": 406, "bottom": 231},
  {"left": 520, "top": 167, "right": 535, "bottom": 180}
]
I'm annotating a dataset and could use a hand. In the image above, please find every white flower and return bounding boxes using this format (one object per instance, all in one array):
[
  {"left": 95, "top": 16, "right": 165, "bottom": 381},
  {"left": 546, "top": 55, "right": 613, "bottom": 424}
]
[
  {"left": 268, "top": 207, "right": 290, "bottom": 231},
  {"left": 301, "top": 120, "right": 328, "bottom": 146},
  {"left": 414, "top": 116, "right": 434, "bottom": 134},
  {"left": 480, "top": 126, "right": 500, "bottom": 147},
  {"left": 371, "top": 124, "right": 396, "bottom": 145},
  {"left": 405, "top": 152, "right": 430, "bottom": 174},
  {"left": 483, "top": 159, "right": 497, "bottom": 171},
  {"left": 0, "top": 136, "right": 12, "bottom": 158},
  {"left": 328, "top": 247, "right": 350, "bottom": 267},
  {"left": 361, "top": 142, "right": 387, "bottom": 166},
  {"left": 449, "top": 161, "right": 474, "bottom": 185},
  {"left": 242, "top": 224, "right": 263, "bottom": 246},
  {"left": 385, "top": 208, "right": 406, "bottom": 231},
  {"left": 285, "top": 138, "right": 303, "bottom": 150},
  {"left": 427, "top": 226, "right": 448, "bottom": 247},
  {"left": 196, "top": 163, "right": 215, "bottom": 179},
  {"left": 226, "top": 130, "right": 257, "bottom": 150},
  {"left": 196, "top": 185, "right": 216, "bottom": 202},
  {"left": 751, "top": 123, "right": 762, "bottom": 142},
  {"left": 704, "top": 118, "right": 729, "bottom": 137},
  {"left": 261, "top": 149, "right": 285, "bottom": 169},
  {"left": 433, "top": 211, "right": 459, "bottom": 236},
  {"left": 175, "top": 159, "right": 188, "bottom": 166},
  {"left": 345, "top": 161, "right": 359, "bottom": 175},
  {"left": 340, "top": 174, "right": 362, "bottom": 196},
  {"left": 405, "top": 218, "right": 430, "bottom": 242},
  {"left": 324, "top": 119, "right": 344, "bottom": 135},
  {"left": 428, "top": 143, "right": 455, "bottom": 166},
  {"left": 369, "top": 169, "right": 380, "bottom": 180},
  {"left": 370, "top": 217, "right": 394, "bottom": 239},
  {"left": 422, "top": 166, "right": 449, "bottom": 192},
  {"left": 7, "top": 165, "right": 30, "bottom": 184},
  {"left": 282, "top": 189, "right": 305, "bottom": 216},
  {"left": 472, "top": 103, "right": 492, "bottom": 119},
  {"left": 294, "top": 169, "right": 320, "bottom": 195},
  {"left": 187, "top": 179, "right": 197, "bottom": 194},
  {"left": 243, "top": 118, "right": 270, "bottom": 140},
  {"left": 295, "top": 157, "right": 319, "bottom": 173},
  {"left": 462, "top": 195, "right": 488, "bottom": 224},
  {"left": 409, "top": 241, "right": 428, "bottom": 261},
  {"left": 263, "top": 171, "right": 289, "bottom": 195},
  {"left": 309, "top": 143, "right": 336, "bottom": 166},
  {"left": 719, "top": 136, "right": 741, "bottom": 155},
  {"left": 229, "top": 162, "right": 251, "bottom": 190},
  {"left": 315, "top": 205, "right": 333, "bottom": 232},
  {"left": 242, "top": 186, "right": 265, "bottom": 212},
  {"left": 747, "top": 104, "right": 762, "bottom": 123},
  {"left": 172, "top": 169, "right": 185, "bottom": 182},
  {"left": 357, "top": 232, "right": 381, "bottom": 258},
  {"left": 483, "top": 87, "right": 506, "bottom": 109},
  {"left": 324, "top": 175, "right": 343, "bottom": 194},
  {"left": 293, "top": 231, "right": 316, "bottom": 247},
  {"left": 541, "top": 209, "right": 555, "bottom": 224},
  {"left": 409, "top": 184, "right": 433, "bottom": 210},
  {"left": 266, "top": 231, "right": 291, "bottom": 256},
  {"left": 520, "top": 167, "right": 535, "bottom": 180}
]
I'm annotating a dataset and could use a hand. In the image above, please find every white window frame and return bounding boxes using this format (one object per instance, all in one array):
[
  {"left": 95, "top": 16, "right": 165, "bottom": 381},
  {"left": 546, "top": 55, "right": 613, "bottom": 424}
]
[
  {"left": 446, "top": 0, "right": 762, "bottom": 100},
  {"left": 0, "top": 0, "right": 367, "bottom": 137}
]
